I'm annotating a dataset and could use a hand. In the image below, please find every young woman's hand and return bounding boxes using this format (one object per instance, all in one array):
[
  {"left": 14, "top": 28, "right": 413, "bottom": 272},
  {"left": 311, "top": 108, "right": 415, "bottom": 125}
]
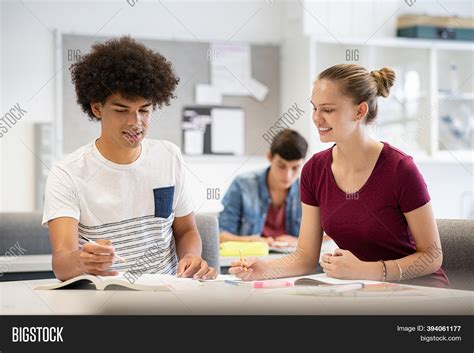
[
  {"left": 320, "top": 249, "right": 368, "bottom": 280},
  {"left": 228, "top": 257, "right": 270, "bottom": 281}
]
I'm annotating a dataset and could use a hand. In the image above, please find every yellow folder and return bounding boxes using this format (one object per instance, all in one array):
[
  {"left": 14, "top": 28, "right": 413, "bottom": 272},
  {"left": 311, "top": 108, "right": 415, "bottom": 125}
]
[{"left": 219, "top": 241, "right": 269, "bottom": 257}]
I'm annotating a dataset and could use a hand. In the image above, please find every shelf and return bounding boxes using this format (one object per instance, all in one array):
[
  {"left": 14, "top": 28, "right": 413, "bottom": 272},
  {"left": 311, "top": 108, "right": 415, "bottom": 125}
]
[
  {"left": 314, "top": 37, "right": 474, "bottom": 51},
  {"left": 390, "top": 93, "right": 429, "bottom": 101},
  {"left": 377, "top": 118, "right": 418, "bottom": 126},
  {"left": 303, "top": 36, "right": 474, "bottom": 162},
  {"left": 429, "top": 150, "right": 474, "bottom": 164},
  {"left": 411, "top": 153, "right": 473, "bottom": 164},
  {"left": 438, "top": 91, "right": 474, "bottom": 100}
]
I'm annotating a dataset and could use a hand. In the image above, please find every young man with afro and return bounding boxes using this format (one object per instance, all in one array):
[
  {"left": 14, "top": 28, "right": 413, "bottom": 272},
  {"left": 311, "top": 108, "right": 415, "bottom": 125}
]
[{"left": 42, "top": 36, "right": 217, "bottom": 281}]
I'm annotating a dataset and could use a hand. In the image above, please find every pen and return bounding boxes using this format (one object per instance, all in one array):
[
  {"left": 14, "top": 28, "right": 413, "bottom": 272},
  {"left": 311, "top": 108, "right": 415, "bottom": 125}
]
[
  {"left": 239, "top": 250, "right": 248, "bottom": 272},
  {"left": 79, "top": 234, "right": 127, "bottom": 263}
]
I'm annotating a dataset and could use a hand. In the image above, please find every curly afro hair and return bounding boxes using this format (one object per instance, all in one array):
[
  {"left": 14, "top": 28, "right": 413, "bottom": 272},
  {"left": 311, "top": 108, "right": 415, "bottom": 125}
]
[{"left": 70, "top": 36, "right": 179, "bottom": 121}]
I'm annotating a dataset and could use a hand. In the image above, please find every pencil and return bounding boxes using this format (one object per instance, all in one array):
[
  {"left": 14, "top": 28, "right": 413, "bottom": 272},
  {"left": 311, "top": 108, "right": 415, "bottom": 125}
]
[
  {"left": 239, "top": 249, "right": 247, "bottom": 272},
  {"left": 79, "top": 234, "right": 127, "bottom": 263}
]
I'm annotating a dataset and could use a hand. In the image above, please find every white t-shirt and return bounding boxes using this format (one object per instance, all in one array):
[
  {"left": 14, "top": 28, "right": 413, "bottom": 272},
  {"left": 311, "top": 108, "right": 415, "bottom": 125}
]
[{"left": 42, "top": 138, "right": 194, "bottom": 275}]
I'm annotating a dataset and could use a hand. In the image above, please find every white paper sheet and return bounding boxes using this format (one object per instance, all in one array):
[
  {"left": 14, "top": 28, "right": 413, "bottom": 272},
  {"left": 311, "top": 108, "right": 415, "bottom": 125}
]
[
  {"left": 209, "top": 42, "right": 268, "bottom": 100},
  {"left": 246, "top": 77, "right": 268, "bottom": 101},
  {"left": 184, "top": 130, "right": 204, "bottom": 155},
  {"left": 210, "top": 43, "right": 250, "bottom": 95},
  {"left": 211, "top": 108, "right": 244, "bottom": 155},
  {"left": 195, "top": 84, "right": 223, "bottom": 105}
]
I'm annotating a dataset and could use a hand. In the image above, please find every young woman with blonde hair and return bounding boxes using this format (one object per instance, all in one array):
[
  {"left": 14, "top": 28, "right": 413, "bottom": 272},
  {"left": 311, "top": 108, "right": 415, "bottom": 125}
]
[{"left": 230, "top": 64, "right": 449, "bottom": 288}]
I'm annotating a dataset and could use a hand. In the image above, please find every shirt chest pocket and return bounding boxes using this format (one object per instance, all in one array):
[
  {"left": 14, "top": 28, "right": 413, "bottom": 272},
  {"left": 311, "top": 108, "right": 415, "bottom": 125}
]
[{"left": 153, "top": 186, "right": 175, "bottom": 218}]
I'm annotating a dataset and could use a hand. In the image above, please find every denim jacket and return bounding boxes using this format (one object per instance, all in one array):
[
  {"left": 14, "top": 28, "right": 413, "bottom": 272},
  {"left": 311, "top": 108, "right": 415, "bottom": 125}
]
[{"left": 218, "top": 167, "right": 302, "bottom": 236}]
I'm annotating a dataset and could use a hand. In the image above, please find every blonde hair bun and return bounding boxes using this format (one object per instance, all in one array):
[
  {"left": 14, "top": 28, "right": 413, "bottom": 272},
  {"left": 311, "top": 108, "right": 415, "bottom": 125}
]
[{"left": 370, "top": 67, "right": 395, "bottom": 98}]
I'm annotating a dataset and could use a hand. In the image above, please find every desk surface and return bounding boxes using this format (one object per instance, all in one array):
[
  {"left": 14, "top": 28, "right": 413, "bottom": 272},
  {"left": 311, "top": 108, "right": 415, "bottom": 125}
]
[
  {"left": 0, "top": 239, "right": 338, "bottom": 273},
  {"left": 1, "top": 277, "right": 472, "bottom": 315},
  {"left": 0, "top": 254, "right": 53, "bottom": 273},
  {"left": 0, "top": 254, "right": 286, "bottom": 273}
]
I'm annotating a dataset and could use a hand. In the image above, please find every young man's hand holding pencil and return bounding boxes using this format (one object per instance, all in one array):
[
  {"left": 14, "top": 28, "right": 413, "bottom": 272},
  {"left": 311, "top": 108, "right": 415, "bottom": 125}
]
[{"left": 79, "top": 238, "right": 124, "bottom": 277}]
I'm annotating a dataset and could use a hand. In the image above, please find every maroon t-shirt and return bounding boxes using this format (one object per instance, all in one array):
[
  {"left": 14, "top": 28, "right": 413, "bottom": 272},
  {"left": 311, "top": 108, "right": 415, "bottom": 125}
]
[
  {"left": 262, "top": 202, "right": 286, "bottom": 238},
  {"left": 300, "top": 142, "right": 449, "bottom": 288}
]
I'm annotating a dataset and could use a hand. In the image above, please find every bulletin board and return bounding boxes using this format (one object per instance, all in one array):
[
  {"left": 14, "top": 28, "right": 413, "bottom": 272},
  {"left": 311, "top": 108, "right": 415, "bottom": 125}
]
[{"left": 60, "top": 34, "right": 281, "bottom": 156}]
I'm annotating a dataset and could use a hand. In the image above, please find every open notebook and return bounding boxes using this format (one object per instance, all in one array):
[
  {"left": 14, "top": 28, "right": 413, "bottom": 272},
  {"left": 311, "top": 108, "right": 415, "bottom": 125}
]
[
  {"left": 35, "top": 273, "right": 199, "bottom": 291},
  {"left": 293, "top": 273, "right": 380, "bottom": 286},
  {"left": 280, "top": 273, "right": 425, "bottom": 296}
]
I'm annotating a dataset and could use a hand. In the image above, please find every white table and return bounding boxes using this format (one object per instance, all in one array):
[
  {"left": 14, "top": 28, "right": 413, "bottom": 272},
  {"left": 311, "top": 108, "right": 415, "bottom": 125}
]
[
  {"left": 0, "top": 239, "right": 339, "bottom": 273},
  {"left": 1, "top": 254, "right": 286, "bottom": 273},
  {"left": 1, "top": 277, "right": 472, "bottom": 315},
  {"left": 0, "top": 254, "right": 52, "bottom": 273}
]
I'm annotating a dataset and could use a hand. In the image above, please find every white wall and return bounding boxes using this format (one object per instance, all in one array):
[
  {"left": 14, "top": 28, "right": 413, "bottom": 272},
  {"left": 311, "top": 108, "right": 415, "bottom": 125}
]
[
  {"left": 302, "top": 0, "right": 399, "bottom": 40},
  {"left": 0, "top": 0, "right": 285, "bottom": 212},
  {"left": 1, "top": 0, "right": 472, "bottom": 219},
  {"left": 417, "top": 160, "right": 474, "bottom": 219},
  {"left": 0, "top": 0, "right": 3, "bottom": 209},
  {"left": 301, "top": 0, "right": 473, "bottom": 40}
]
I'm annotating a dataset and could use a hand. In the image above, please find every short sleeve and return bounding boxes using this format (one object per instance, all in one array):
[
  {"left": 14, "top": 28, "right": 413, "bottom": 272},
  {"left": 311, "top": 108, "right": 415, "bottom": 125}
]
[
  {"left": 300, "top": 158, "right": 319, "bottom": 207},
  {"left": 42, "top": 166, "right": 80, "bottom": 227},
  {"left": 173, "top": 147, "right": 195, "bottom": 217},
  {"left": 396, "top": 157, "right": 431, "bottom": 213}
]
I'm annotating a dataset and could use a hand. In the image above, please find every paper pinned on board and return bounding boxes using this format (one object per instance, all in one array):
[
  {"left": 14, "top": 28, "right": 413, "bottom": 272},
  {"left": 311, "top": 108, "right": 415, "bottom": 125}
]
[
  {"left": 211, "top": 42, "right": 251, "bottom": 96},
  {"left": 195, "top": 42, "right": 268, "bottom": 102},
  {"left": 195, "top": 84, "right": 223, "bottom": 105},
  {"left": 184, "top": 130, "right": 204, "bottom": 155},
  {"left": 211, "top": 108, "right": 244, "bottom": 155},
  {"left": 246, "top": 77, "right": 268, "bottom": 102}
]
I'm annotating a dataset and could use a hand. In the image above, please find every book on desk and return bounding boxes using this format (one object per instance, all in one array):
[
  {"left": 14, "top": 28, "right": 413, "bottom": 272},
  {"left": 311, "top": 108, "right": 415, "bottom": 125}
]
[
  {"left": 35, "top": 273, "right": 200, "bottom": 291},
  {"left": 34, "top": 271, "right": 426, "bottom": 297}
]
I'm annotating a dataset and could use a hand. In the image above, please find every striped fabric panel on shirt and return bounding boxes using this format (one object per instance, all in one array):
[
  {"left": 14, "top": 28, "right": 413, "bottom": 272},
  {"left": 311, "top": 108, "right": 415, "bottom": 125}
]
[{"left": 78, "top": 214, "right": 177, "bottom": 275}]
